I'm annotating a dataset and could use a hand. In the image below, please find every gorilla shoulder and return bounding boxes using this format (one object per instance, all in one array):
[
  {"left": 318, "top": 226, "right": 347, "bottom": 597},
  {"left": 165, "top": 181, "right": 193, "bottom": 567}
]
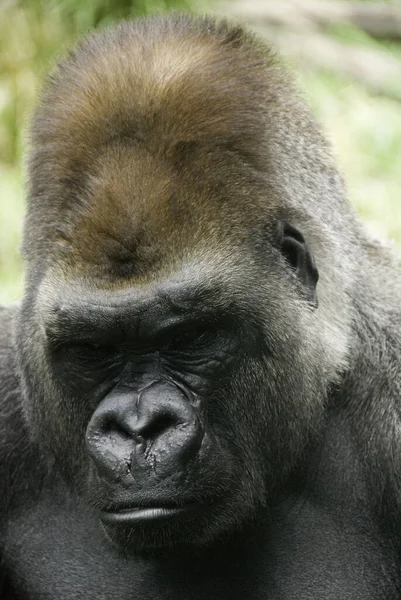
[
  {"left": 0, "top": 306, "right": 27, "bottom": 496},
  {"left": 0, "top": 305, "right": 20, "bottom": 421}
]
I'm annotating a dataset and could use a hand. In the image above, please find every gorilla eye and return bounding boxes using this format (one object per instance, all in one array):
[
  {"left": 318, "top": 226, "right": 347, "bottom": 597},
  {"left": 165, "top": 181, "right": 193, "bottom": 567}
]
[
  {"left": 51, "top": 339, "right": 119, "bottom": 364},
  {"left": 71, "top": 340, "right": 119, "bottom": 356},
  {"left": 73, "top": 342, "right": 111, "bottom": 353},
  {"left": 165, "top": 326, "right": 213, "bottom": 354}
]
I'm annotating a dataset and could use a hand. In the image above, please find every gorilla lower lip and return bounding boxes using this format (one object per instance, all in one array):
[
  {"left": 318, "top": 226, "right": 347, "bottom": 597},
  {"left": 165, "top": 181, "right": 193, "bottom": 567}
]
[{"left": 101, "top": 504, "right": 198, "bottom": 524}]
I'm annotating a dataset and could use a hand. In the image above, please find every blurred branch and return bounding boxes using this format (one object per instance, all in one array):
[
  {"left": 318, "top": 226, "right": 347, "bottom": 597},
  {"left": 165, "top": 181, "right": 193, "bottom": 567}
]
[
  {"left": 226, "top": 0, "right": 401, "bottom": 41},
  {"left": 271, "top": 30, "right": 401, "bottom": 102},
  {"left": 218, "top": 0, "right": 401, "bottom": 102},
  {"left": 296, "top": 0, "right": 401, "bottom": 42}
]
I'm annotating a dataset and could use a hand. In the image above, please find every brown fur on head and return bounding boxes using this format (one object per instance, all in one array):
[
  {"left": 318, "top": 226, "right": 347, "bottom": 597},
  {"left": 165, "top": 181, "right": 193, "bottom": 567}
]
[
  {"left": 24, "top": 12, "right": 352, "bottom": 378},
  {"left": 24, "top": 14, "right": 296, "bottom": 280}
]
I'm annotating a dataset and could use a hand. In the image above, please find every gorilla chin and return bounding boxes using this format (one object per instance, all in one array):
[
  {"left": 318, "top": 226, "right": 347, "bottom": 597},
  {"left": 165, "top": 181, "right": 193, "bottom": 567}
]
[{"left": 92, "top": 476, "right": 242, "bottom": 554}]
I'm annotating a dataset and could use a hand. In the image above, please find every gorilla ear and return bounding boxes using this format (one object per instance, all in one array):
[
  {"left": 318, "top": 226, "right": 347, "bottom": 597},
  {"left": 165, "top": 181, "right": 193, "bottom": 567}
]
[{"left": 277, "top": 222, "right": 319, "bottom": 307}]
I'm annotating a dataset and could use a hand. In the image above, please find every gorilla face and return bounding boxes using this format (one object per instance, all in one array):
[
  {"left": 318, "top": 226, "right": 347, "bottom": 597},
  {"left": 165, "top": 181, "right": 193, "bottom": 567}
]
[
  {"left": 17, "top": 14, "right": 349, "bottom": 554},
  {"left": 18, "top": 221, "right": 327, "bottom": 553}
]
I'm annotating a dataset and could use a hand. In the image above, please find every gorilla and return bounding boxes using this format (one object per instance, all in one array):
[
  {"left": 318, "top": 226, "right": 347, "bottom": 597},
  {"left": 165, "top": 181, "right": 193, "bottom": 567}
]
[{"left": 0, "top": 13, "right": 400, "bottom": 600}]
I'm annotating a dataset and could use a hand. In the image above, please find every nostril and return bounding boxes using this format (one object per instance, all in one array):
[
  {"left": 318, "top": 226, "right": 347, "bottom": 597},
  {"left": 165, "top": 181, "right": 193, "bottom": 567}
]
[
  {"left": 95, "top": 412, "right": 138, "bottom": 443},
  {"left": 97, "top": 415, "right": 126, "bottom": 438},
  {"left": 93, "top": 409, "right": 180, "bottom": 445},
  {"left": 138, "top": 412, "right": 179, "bottom": 441}
]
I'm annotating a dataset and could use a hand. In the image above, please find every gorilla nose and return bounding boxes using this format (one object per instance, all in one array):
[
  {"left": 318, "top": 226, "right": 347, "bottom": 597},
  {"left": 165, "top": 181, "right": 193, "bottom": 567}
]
[{"left": 85, "top": 383, "right": 204, "bottom": 480}]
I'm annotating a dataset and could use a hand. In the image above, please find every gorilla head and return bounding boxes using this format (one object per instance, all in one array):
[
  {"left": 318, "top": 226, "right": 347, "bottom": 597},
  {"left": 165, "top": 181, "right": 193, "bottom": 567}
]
[{"left": 17, "top": 15, "right": 352, "bottom": 552}]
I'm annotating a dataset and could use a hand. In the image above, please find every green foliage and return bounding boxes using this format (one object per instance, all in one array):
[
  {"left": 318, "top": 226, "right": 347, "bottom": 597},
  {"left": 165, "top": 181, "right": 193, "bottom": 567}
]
[
  {"left": 300, "top": 70, "right": 401, "bottom": 250},
  {"left": 0, "top": 0, "right": 196, "bottom": 167}
]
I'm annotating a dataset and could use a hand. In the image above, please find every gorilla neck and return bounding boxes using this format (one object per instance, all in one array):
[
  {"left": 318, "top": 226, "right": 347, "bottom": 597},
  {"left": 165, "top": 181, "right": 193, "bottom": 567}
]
[{"left": 343, "top": 266, "right": 401, "bottom": 524}]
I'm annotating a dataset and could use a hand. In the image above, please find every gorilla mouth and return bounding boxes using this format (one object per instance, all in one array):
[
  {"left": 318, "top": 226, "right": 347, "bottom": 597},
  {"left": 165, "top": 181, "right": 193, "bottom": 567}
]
[{"left": 101, "top": 502, "right": 201, "bottom": 525}]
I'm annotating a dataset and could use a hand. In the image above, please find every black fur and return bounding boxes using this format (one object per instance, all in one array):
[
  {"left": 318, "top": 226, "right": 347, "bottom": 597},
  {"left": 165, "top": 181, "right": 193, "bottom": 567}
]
[{"left": 1, "top": 13, "right": 401, "bottom": 599}]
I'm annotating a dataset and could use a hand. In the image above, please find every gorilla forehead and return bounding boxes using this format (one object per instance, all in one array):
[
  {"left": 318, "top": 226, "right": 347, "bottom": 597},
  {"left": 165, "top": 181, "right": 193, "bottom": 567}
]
[
  {"left": 58, "top": 143, "right": 275, "bottom": 277},
  {"left": 24, "top": 15, "right": 296, "bottom": 264}
]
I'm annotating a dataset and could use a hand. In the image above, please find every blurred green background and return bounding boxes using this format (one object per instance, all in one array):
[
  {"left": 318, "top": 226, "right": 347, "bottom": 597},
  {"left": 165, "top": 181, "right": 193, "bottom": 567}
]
[{"left": 1, "top": 0, "right": 400, "bottom": 304}]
